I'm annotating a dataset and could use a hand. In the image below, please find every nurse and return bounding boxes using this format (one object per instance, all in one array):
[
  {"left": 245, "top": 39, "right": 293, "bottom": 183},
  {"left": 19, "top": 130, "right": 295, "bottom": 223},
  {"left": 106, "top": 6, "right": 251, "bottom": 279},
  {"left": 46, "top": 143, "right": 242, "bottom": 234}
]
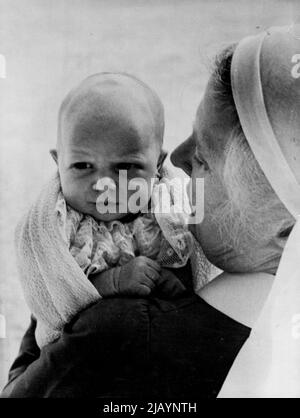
[{"left": 172, "top": 23, "right": 300, "bottom": 397}]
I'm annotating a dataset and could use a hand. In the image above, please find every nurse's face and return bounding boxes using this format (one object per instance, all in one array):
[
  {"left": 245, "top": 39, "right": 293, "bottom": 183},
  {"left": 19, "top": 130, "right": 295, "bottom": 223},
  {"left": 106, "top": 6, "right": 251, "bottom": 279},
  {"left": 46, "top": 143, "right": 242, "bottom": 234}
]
[{"left": 171, "top": 79, "right": 288, "bottom": 274}]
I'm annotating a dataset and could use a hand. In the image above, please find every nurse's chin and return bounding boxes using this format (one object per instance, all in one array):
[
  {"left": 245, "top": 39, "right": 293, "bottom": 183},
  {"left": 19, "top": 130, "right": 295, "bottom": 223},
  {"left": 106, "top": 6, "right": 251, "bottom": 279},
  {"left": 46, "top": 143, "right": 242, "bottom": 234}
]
[{"left": 207, "top": 252, "right": 281, "bottom": 276}]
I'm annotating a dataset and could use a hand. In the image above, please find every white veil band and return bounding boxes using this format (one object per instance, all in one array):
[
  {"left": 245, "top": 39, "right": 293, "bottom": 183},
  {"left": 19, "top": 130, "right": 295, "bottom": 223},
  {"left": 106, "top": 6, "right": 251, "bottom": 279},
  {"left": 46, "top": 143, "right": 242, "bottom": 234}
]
[
  {"left": 231, "top": 26, "right": 300, "bottom": 219},
  {"left": 219, "top": 26, "right": 300, "bottom": 398}
]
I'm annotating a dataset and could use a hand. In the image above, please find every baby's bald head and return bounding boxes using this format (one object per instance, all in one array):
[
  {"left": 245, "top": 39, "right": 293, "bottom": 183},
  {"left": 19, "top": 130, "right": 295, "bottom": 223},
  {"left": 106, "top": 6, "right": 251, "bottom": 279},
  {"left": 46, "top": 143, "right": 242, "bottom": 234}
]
[
  {"left": 54, "top": 73, "right": 166, "bottom": 222},
  {"left": 56, "top": 72, "right": 164, "bottom": 156}
]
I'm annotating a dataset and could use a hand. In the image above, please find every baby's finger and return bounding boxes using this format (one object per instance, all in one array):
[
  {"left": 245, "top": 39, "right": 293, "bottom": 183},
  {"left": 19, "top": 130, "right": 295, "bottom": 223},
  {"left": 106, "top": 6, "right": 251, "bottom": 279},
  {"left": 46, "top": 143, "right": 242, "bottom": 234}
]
[
  {"left": 134, "top": 284, "right": 152, "bottom": 297},
  {"left": 144, "top": 258, "right": 161, "bottom": 273},
  {"left": 139, "top": 276, "right": 157, "bottom": 290},
  {"left": 145, "top": 267, "right": 161, "bottom": 284}
]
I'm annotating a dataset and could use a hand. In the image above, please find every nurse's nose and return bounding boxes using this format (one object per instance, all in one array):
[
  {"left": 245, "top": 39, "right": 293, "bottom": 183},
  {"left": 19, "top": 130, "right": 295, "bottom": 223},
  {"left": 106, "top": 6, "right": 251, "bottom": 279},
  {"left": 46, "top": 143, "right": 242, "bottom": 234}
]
[{"left": 170, "top": 135, "right": 195, "bottom": 176}]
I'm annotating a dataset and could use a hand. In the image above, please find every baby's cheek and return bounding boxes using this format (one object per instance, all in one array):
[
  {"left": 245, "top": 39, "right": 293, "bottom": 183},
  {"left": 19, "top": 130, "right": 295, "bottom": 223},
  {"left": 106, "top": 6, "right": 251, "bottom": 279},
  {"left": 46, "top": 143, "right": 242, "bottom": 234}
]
[
  {"left": 126, "top": 177, "right": 154, "bottom": 213},
  {"left": 59, "top": 173, "right": 70, "bottom": 200},
  {"left": 62, "top": 185, "right": 78, "bottom": 208},
  {"left": 61, "top": 177, "right": 86, "bottom": 209}
]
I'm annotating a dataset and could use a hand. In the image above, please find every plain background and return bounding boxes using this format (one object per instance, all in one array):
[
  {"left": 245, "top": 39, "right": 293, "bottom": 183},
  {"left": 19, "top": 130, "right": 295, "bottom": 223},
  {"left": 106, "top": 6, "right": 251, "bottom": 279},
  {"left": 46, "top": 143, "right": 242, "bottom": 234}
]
[{"left": 0, "top": 0, "right": 299, "bottom": 389}]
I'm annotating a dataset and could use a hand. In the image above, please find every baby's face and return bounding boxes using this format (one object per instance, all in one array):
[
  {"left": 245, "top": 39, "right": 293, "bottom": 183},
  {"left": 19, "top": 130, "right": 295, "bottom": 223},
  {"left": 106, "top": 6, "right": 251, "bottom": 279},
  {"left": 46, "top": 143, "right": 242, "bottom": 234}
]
[{"left": 58, "top": 99, "right": 161, "bottom": 222}]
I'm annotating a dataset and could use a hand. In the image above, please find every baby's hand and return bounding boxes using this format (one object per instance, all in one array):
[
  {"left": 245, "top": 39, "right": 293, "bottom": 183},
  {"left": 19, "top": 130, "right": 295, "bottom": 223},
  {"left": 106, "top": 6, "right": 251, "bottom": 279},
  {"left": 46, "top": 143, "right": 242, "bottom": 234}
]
[
  {"left": 154, "top": 268, "right": 187, "bottom": 299},
  {"left": 115, "top": 256, "right": 161, "bottom": 297}
]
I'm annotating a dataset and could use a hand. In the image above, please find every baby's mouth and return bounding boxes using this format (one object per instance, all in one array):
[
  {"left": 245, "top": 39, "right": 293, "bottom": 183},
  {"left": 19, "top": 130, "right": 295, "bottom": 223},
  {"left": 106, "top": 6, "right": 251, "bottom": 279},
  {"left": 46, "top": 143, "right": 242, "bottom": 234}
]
[
  {"left": 91, "top": 198, "right": 119, "bottom": 205},
  {"left": 102, "top": 199, "right": 119, "bottom": 206},
  {"left": 95, "top": 198, "right": 122, "bottom": 215}
]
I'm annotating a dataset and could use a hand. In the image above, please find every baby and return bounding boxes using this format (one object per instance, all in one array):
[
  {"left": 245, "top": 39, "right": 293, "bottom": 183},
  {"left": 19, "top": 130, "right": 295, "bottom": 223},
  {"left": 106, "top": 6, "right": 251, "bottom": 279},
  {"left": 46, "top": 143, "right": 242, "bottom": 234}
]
[
  {"left": 50, "top": 72, "right": 193, "bottom": 298},
  {"left": 15, "top": 73, "right": 213, "bottom": 347}
]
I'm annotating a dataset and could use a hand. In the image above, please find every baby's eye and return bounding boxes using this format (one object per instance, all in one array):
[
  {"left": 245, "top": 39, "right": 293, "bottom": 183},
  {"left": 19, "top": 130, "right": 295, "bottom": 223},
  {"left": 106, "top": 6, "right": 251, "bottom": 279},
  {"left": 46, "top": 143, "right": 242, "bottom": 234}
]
[
  {"left": 114, "top": 163, "right": 142, "bottom": 172},
  {"left": 72, "top": 162, "right": 93, "bottom": 170}
]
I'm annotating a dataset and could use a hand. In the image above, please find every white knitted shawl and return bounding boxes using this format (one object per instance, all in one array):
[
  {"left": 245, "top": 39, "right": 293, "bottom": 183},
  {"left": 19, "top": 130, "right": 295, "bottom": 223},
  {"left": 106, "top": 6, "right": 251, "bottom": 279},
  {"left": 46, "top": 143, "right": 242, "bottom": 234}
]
[
  {"left": 15, "top": 172, "right": 215, "bottom": 348},
  {"left": 15, "top": 173, "right": 101, "bottom": 348}
]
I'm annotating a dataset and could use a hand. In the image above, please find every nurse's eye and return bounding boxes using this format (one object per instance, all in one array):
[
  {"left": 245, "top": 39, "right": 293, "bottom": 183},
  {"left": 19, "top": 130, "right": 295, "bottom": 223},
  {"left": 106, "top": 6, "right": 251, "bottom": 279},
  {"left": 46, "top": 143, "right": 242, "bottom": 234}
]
[
  {"left": 114, "top": 162, "right": 142, "bottom": 172},
  {"left": 192, "top": 154, "right": 204, "bottom": 166},
  {"left": 192, "top": 151, "right": 209, "bottom": 171},
  {"left": 72, "top": 162, "right": 93, "bottom": 170}
]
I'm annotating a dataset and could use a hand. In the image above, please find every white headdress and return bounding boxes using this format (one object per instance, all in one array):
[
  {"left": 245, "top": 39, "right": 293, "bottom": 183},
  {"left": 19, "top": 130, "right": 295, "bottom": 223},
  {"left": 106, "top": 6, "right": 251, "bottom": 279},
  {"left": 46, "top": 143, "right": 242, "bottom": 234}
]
[{"left": 219, "top": 24, "right": 300, "bottom": 397}]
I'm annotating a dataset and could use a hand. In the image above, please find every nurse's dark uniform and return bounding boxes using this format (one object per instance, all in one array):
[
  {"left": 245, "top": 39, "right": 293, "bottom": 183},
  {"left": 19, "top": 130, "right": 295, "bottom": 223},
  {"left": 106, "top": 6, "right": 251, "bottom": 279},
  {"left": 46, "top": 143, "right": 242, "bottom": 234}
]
[{"left": 1, "top": 264, "right": 250, "bottom": 398}]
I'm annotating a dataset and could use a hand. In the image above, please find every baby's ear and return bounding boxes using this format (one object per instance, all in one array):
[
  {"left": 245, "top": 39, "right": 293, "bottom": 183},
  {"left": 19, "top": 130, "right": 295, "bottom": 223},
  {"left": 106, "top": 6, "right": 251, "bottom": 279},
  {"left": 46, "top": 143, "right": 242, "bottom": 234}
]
[
  {"left": 157, "top": 149, "right": 168, "bottom": 171},
  {"left": 50, "top": 149, "right": 58, "bottom": 165}
]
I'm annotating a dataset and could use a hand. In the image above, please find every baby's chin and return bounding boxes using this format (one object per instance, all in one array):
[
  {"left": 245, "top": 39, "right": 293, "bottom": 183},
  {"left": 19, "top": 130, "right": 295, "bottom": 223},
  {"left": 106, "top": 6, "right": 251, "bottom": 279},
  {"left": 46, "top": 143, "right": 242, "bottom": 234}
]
[
  {"left": 87, "top": 203, "right": 135, "bottom": 223},
  {"left": 67, "top": 197, "right": 142, "bottom": 223},
  {"left": 92, "top": 211, "right": 129, "bottom": 223}
]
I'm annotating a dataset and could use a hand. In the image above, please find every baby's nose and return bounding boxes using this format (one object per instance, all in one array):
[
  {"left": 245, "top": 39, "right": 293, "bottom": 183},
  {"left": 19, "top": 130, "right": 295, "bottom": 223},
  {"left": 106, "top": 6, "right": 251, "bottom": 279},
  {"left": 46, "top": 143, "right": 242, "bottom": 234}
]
[{"left": 92, "top": 177, "right": 117, "bottom": 192}]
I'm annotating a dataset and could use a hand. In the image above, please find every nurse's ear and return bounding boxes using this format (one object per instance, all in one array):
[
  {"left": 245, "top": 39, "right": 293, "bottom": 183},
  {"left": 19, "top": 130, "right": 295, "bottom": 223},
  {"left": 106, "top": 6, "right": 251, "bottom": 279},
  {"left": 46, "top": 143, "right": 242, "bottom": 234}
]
[{"left": 50, "top": 149, "right": 58, "bottom": 165}]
